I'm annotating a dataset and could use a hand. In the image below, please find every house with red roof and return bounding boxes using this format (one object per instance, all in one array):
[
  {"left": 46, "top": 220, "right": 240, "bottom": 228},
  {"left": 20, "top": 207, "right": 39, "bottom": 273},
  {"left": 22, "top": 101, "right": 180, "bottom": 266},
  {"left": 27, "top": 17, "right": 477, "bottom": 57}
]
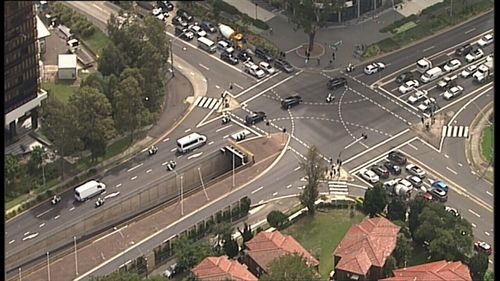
[
  {"left": 242, "top": 230, "right": 320, "bottom": 277},
  {"left": 380, "top": 260, "right": 472, "bottom": 281},
  {"left": 333, "top": 217, "right": 400, "bottom": 280},
  {"left": 191, "top": 256, "right": 258, "bottom": 281}
]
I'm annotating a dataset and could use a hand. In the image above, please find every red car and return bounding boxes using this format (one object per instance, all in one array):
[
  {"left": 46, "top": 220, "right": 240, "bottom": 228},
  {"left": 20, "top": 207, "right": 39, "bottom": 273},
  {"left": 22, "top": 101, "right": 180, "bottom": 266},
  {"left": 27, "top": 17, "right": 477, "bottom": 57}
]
[
  {"left": 423, "top": 192, "right": 433, "bottom": 201},
  {"left": 474, "top": 241, "right": 492, "bottom": 255}
]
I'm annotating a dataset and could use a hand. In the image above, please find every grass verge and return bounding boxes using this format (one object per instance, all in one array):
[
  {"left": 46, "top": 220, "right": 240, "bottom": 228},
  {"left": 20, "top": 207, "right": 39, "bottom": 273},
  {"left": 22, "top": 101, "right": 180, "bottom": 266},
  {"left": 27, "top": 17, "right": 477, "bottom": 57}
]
[
  {"left": 76, "top": 135, "right": 133, "bottom": 171},
  {"left": 42, "top": 81, "right": 79, "bottom": 104},
  {"left": 394, "top": 21, "right": 417, "bottom": 34},
  {"left": 480, "top": 124, "right": 494, "bottom": 163},
  {"left": 82, "top": 28, "right": 111, "bottom": 57}
]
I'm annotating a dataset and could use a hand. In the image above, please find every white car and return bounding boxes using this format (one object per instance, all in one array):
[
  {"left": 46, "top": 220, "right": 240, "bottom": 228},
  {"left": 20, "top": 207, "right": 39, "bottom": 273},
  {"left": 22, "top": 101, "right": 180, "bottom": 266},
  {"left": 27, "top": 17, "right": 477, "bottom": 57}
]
[
  {"left": 152, "top": 8, "right": 169, "bottom": 21},
  {"left": 443, "top": 85, "right": 464, "bottom": 100},
  {"left": 407, "top": 90, "right": 427, "bottom": 104},
  {"left": 406, "top": 175, "right": 423, "bottom": 188},
  {"left": 461, "top": 64, "right": 478, "bottom": 78},
  {"left": 405, "top": 164, "right": 426, "bottom": 178},
  {"left": 443, "top": 59, "right": 462, "bottom": 72},
  {"left": 417, "top": 97, "right": 436, "bottom": 113},
  {"left": 259, "top": 61, "right": 276, "bottom": 75},
  {"left": 398, "top": 79, "right": 420, "bottom": 94},
  {"left": 445, "top": 206, "right": 460, "bottom": 217},
  {"left": 397, "top": 178, "right": 414, "bottom": 191},
  {"left": 189, "top": 24, "right": 207, "bottom": 37},
  {"left": 364, "top": 62, "right": 385, "bottom": 75},
  {"left": 477, "top": 33, "right": 493, "bottom": 47},
  {"left": 359, "top": 168, "right": 380, "bottom": 184},
  {"left": 465, "top": 48, "right": 484, "bottom": 63},
  {"left": 217, "top": 40, "right": 234, "bottom": 54},
  {"left": 244, "top": 61, "right": 266, "bottom": 79}
]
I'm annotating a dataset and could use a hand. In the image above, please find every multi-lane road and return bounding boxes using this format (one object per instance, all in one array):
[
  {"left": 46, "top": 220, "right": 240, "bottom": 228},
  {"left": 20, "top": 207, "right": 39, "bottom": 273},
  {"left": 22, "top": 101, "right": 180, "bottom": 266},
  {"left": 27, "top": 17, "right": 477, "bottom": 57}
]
[{"left": 6, "top": 3, "right": 494, "bottom": 278}]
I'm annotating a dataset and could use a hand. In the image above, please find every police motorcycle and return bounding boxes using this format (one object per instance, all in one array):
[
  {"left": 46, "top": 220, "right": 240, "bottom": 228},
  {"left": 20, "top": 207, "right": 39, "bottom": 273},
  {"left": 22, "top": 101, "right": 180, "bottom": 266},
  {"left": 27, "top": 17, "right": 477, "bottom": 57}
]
[
  {"left": 346, "top": 63, "right": 355, "bottom": 73},
  {"left": 95, "top": 197, "right": 105, "bottom": 208},
  {"left": 166, "top": 160, "right": 177, "bottom": 171},
  {"left": 148, "top": 145, "right": 159, "bottom": 156},
  {"left": 326, "top": 92, "right": 335, "bottom": 103}
]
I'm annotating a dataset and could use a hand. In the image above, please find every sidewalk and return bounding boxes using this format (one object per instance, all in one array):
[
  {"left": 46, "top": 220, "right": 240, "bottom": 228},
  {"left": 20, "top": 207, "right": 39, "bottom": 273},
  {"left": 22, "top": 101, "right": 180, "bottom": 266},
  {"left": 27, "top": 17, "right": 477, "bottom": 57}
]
[{"left": 466, "top": 102, "right": 494, "bottom": 182}]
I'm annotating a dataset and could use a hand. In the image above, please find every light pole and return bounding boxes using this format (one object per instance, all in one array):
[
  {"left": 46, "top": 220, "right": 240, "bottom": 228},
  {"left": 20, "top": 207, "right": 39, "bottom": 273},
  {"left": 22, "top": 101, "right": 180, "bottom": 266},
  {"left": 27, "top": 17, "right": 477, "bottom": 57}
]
[
  {"left": 74, "top": 236, "right": 79, "bottom": 276},
  {"left": 232, "top": 152, "right": 235, "bottom": 188},
  {"left": 18, "top": 267, "right": 21, "bottom": 281},
  {"left": 255, "top": 3, "right": 258, "bottom": 20},
  {"left": 180, "top": 174, "right": 184, "bottom": 216},
  {"left": 169, "top": 39, "right": 175, "bottom": 77},
  {"left": 46, "top": 251, "right": 51, "bottom": 281}
]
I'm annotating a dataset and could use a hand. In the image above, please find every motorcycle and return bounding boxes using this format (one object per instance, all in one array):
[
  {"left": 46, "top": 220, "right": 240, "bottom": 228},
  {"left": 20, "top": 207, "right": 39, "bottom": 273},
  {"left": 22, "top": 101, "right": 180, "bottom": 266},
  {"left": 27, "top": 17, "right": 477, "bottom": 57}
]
[
  {"left": 166, "top": 160, "right": 177, "bottom": 171},
  {"left": 95, "top": 197, "right": 105, "bottom": 208},
  {"left": 346, "top": 63, "right": 355, "bottom": 73},
  {"left": 51, "top": 195, "right": 61, "bottom": 205},
  {"left": 326, "top": 93, "right": 335, "bottom": 103},
  {"left": 221, "top": 115, "right": 231, "bottom": 124},
  {"left": 148, "top": 145, "right": 159, "bottom": 156}
]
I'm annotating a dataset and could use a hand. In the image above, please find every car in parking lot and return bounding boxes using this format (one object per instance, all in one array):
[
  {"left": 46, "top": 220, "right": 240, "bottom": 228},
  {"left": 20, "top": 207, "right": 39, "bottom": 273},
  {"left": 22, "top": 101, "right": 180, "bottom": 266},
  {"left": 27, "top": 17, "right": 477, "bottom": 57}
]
[
  {"left": 423, "top": 192, "right": 433, "bottom": 201},
  {"left": 443, "top": 59, "right": 462, "bottom": 72},
  {"left": 172, "top": 15, "right": 188, "bottom": 27},
  {"left": 364, "top": 62, "right": 385, "bottom": 75},
  {"left": 406, "top": 175, "right": 423, "bottom": 188},
  {"left": 370, "top": 165, "right": 389, "bottom": 179},
  {"left": 477, "top": 33, "right": 493, "bottom": 47},
  {"left": 417, "top": 97, "right": 437, "bottom": 113},
  {"left": 220, "top": 51, "right": 238, "bottom": 65},
  {"left": 152, "top": 7, "right": 169, "bottom": 21},
  {"left": 243, "top": 61, "right": 266, "bottom": 79},
  {"left": 398, "top": 79, "right": 420, "bottom": 94},
  {"left": 388, "top": 151, "right": 407, "bottom": 165},
  {"left": 327, "top": 77, "right": 347, "bottom": 90},
  {"left": 189, "top": 24, "right": 207, "bottom": 37},
  {"left": 281, "top": 95, "right": 302, "bottom": 109},
  {"left": 237, "top": 50, "right": 253, "bottom": 62},
  {"left": 274, "top": 59, "right": 294, "bottom": 73},
  {"left": 254, "top": 47, "right": 274, "bottom": 62},
  {"left": 465, "top": 48, "right": 484, "bottom": 63},
  {"left": 407, "top": 90, "right": 427, "bottom": 105},
  {"left": 437, "top": 74, "right": 457, "bottom": 90},
  {"left": 162, "top": 263, "right": 178, "bottom": 278},
  {"left": 395, "top": 72, "right": 413, "bottom": 84},
  {"left": 157, "top": 1, "right": 174, "bottom": 11},
  {"left": 395, "top": 177, "right": 413, "bottom": 190},
  {"left": 245, "top": 111, "right": 266, "bottom": 125},
  {"left": 474, "top": 241, "right": 492, "bottom": 255},
  {"left": 175, "top": 26, "right": 194, "bottom": 41},
  {"left": 259, "top": 61, "right": 276, "bottom": 75},
  {"left": 461, "top": 64, "right": 478, "bottom": 78},
  {"left": 200, "top": 21, "right": 217, "bottom": 33},
  {"left": 454, "top": 43, "right": 472, "bottom": 57},
  {"left": 176, "top": 9, "right": 193, "bottom": 22},
  {"left": 383, "top": 161, "right": 401, "bottom": 175},
  {"left": 431, "top": 180, "right": 448, "bottom": 192},
  {"left": 217, "top": 40, "right": 234, "bottom": 54},
  {"left": 405, "top": 164, "right": 426, "bottom": 178},
  {"left": 443, "top": 85, "right": 464, "bottom": 100},
  {"left": 430, "top": 187, "right": 448, "bottom": 202},
  {"left": 359, "top": 168, "right": 380, "bottom": 184},
  {"left": 445, "top": 206, "right": 460, "bottom": 217}
]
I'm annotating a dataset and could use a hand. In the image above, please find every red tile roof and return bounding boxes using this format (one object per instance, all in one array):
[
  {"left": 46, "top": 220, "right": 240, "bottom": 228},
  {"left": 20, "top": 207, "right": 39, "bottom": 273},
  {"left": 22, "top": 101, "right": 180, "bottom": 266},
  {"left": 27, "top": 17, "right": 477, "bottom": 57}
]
[
  {"left": 245, "top": 231, "right": 320, "bottom": 272},
  {"left": 380, "top": 260, "right": 472, "bottom": 281},
  {"left": 334, "top": 217, "right": 400, "bottom": 275},
  {"left": 191, "top": 256, "right": 258, "bottom": 281}
]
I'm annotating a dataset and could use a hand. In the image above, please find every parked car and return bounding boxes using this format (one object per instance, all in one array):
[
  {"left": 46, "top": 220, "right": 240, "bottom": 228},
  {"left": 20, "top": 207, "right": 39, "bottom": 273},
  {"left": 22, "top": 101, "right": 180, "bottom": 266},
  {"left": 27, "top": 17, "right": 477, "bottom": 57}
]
[
  {"left": 364, "top": 62, "right": 385, "bottom": 75},
  {"left": 163, "top": 263, "right": 178, "bottom": 278},
  {"left": 423, "top": 192, "right": 433, "bottom": 201},
  {"left": 244, "top": 61, "right": 266, "bottom": 79},
  {"left": 274, "top": 59, "right": 294, "bottom": 73},
  {"left": 157, "top": 1, "right": 174, "bottom": 11},
  {"left": 407, "top": 90, "right": 427, "bottom": 105},
  {"left": 176, "top": 9, "right": 193, "bottom": 22},
  {"left": 388, "top": 151, "right": 407, "bottom": 165},
  {"left": 220, "top": 51, "right": 238, "bottom": 65},
  {"left": 245, "top": 111, "right": 266, "bottom": 125},
  {"left": 383, "top": 161, "right": 401, "bottom": 175},
  {"left": 445, "top": 206, "right": 460, "bottom": 217},
  {"left": 431, "top": 180, "right": 448, "bottom": 192},
  {"left": 443, "top": 59, "right": 462, "bottom": 72},
  {"left": 429, "top": 187, "right": 447, "bottom": 202},
  {"left": 259, "top": 61, "right": 276, "bottom": 75},
  {"left": 237, "top": 50, "right": 253, "bottom": 62},
  {"left": 217, "top": 40, "right": 234, "bottom": 54},
  {"left": 455, "top": 43, "right": 472, "bottom": 57},
  {"left": 406, "top": 175, "right": 423, "bottom": 188},
  {"left": 281, "top": 95, "right": 302, "bottom": 109},
  {"left": 188, "top": 24, "right": 207, "bottom": 37},
  {"left": 359, "top": 168, "right": 380, "bottom": 184},
  {"left": 172, "top": 15, "right": 188, "bottom": 27},
  {"left": 474, "top": 240, "right": 492, "bottom": 255},
  {"left": 396, "top": 72, "right": 413, "bottom": 84},
  {"left": 477, "top": 33, "right": 493, "bottom": 47},
  {"left": 443, "top": 85, "right": 464, "bottom": 100},
  {"left": 51, "top": 195, "right": 61, "bottom": 205},
  {"left": 461, "top": 64, "right": 478, "bottom": 78},
  {"left": 152, "top": 7, "right": 169, "bottom": 21},
  {"left": 405, "top": 164, "right": 426, "bottom": 178},
  {"left": 465, "top": 48, "right": 484, "bottom": 63},
  {"left": 370, "top": 165, "right": 389, "bottom": 179},
  {"left": 437, "top": 75, "right": 458, "bottom": 90},
  {"left": 417, "top": 97, "right": 437, "bottom": 113},
  {"left": 254, "top": 47, "right": 274, "bottom": 62},
  {"left": 398, "top": 79, "right": 420, "bottom": 94},
  {"left": 395, "top": 177, "right": 413, "bottom": 190},
  {"left": 200, "top": 21, "right": 217, "bottom": 33},
  {"left": 327, "top": 77, "right": 347, "bottom": 90}
]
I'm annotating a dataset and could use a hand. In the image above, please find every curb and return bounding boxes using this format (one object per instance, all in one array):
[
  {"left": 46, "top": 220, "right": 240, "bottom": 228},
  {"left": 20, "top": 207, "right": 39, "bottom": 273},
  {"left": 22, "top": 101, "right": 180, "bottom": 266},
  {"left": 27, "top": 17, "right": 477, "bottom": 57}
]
[{"left": 466, "top": 101, "right": 493, "bottom": 181}]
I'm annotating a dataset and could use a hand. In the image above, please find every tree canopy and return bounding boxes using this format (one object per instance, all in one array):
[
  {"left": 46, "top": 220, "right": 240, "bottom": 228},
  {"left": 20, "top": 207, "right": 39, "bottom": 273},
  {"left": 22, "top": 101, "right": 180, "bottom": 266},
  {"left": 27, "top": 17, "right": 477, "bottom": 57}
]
[
  {"left": 387, "top": 197, "right": 407, "bottom": 222},
  {"left": 363, "top": 183, "right": 387, "bottom": 217},
  {"left": 299, "top": 145, "right": 323, "bottom": 215},
  {"left": 260, "top": 253, "right": 320, "bottom": 281},
  {"left": 468, "top": 252, "right": 489, "bottom": 281},
  {"left": 173, "top": 237, "right": 214, "bottom": 271}
]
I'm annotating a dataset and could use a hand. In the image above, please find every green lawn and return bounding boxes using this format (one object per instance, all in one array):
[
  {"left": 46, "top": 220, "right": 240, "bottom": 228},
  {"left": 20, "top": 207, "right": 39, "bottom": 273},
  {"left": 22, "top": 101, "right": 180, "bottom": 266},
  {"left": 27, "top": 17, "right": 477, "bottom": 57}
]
[
  {"left": 82, "top": 28, "right": 111, "bottom": 57},
  {"left": 42, "top": 81, "right": 79, "bottom": 104},
  {"left": 76, "top": 135, "right": 133, "bottom": 171},
  {"left": 282, "top": 209, "right": 366, "bottom": 279},
  {"left": 481, "top": 124, "right": 494, "bottom": 163},
  {"left": 393, "top": 21, "right": 417, "bottom": 34}
]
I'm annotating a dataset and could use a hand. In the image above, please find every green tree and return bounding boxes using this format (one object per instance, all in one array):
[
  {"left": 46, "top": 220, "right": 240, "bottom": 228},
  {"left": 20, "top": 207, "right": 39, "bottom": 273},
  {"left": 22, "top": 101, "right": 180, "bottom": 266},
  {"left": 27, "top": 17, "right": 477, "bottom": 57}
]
[
  {"left": 89, "top": 271, "right": 141, "bottom": 280},
  {"left": 484, "top": 270, "right": 494, "bottom": 281},
  {"left": 468, "top": 252, "right": 489, "bottom": 281},
  {"left": 299, "top": 145, "right": 323, "bottom": 215},
  {"left": 267, "top": 210, "right": 288, "bottom": 229},
  {"left": 393, "top": 234, "right": 413, "bottom": 267},
  {"left": 223, "top": 236, "right": 239, "bottom": 258},
  {"left": 98, "top": 43, "right": 126, "bottom": 77},
  {"left": 5, "top": 154, "right": 20, "bottom": 184},
  {"left": 81, "top": 72, "right": 106, "bottom": 94},
  {"left": 363, "top": 183, "right": 387, "bottom": 217},
  {"left": 408, "top": 196, "right": 427, "bottom": 240},
  {"left": 173, "top": 237, "right": 214, "bottom": 271},
  {"left": 28, "top": 146, "right": 45, "bottom": 173},
  {"left": 237, "top": 223, "right": 254, "bottom": 246},
  {"left": 113, "top": 76, "right": 146, "bottom": 141},
  {"left": 260, "top": 253, "right": 320, "bottom": 281},
  {"left": 383, "top": 256, "right": 397, "bottom": 278},
  {"left": 387, "top": 198, "right": 407, "bottom": 222}
]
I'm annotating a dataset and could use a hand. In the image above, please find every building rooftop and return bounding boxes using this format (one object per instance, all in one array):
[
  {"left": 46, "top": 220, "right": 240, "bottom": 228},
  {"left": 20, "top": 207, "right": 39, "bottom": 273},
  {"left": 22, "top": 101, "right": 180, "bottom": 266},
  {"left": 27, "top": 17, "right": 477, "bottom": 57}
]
[
  {"left": 58, "top": 54, "right": 77, "bottom": 68},
  {"left": 191, "top": 256, "right": 258, "bottom": 281},
  {"left": 380, "top": 260, "right": 472, "bottom": 281},
  {"left": 36, "top": 15, "right": 51, "bottom": 39}
]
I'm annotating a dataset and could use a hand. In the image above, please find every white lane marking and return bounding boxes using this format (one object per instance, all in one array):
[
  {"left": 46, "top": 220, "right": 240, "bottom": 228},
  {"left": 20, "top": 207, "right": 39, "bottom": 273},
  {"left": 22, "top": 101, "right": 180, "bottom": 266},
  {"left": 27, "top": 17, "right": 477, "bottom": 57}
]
[
  {"left": 233, "top": 83, "right": 243, "bottom": 89},
  {"left": 465, "top": 28, "right": 476, "bottom": 34},
  {"left": 216, "top": 124, "right": 232, "bottom": 132},
  {"left": 471, "top": 223, "right": 476, "bottom": 228},
  {"left": 36, "top": 209, "right": 51, "bottom": 218},
  {"left": 131, "top": 176, "right": 137, "bottom": 181},
  {"left": 258, "top": 200, "right": 264, "bottom": 204},
  {"left": 163, "top": 137, "right": 170, "bottom": 142},
  {"left": 294, "top": 166, "right": 301, "bottom": 171},
  {"left": 208, "top": 141, "right": 214, "bottom": 145},
  {"left": 177, "top": 65, "right": 183, "bottom": 70},
  {"left": 457, "top": 162, "right": 463, "bottom": 167},
  {"left": 297, "top": 186, "right": 305, "bottom": 190},
  {"left": 446, "top": 166, "right": 458, "bottom": 175},
  {"left": 286, "top": 184, "right": 292, "bottom": 189},
  {"left": 170, "top": 148, "right": 177, "bottom": 152},
  {"left": 187, "top": 152, "right": 203, "bottom": 160},
  {"left": 423, "top": 45, "right": 435, "bottom": 52},
  {"left": 116, "top": 184, "right": 122, "bottom": 188},
  {"left": 69, "top": 207, "right": 75, "bottom": 211},
  {"left": 408, "top": 143, "right": 418, "bottom": 150},
  {"left": 485, "top": 231, "right": 490, "bottom": 236},
  {"left": 127, "top": 163, "right": 143, "bottom": 172},
  {"left": 486, "top": 191, "right": 493, "bottom": 196},
  {"left": 39, "top": 223, "right": 45, "bottom": 228},
  {"left": 198, "top": 63, "right": 209, "bottom": 70},
  {"left": 223, "top": 135, "right": 229, "bottom": 139},
  {"left": 285, "top": 45, "right": 302, "bottom": 53},
  {"left": 9, "top": 240, "right": 15, "bottom": 244},
  {"left": 444, "top": 154, "right": 449, "bottom": 158},
  {"left": 24, "top": 232, "right": 30, "bottom": 236},
  {"left": 251, "top": 186, "right": 264, "bottom": 194},
  {"left": 272, "top": 192, "right": 278, "bottom": 196},
  {"left": 146, "top": 169, "right": 152, "bottom": 173},
  {"left": 104, "top": 192, "right": 120, "bottom": 199},
  {"left": 468, "top": 209, "right": 481, "bottom": 218},
  {"left": 54, "top": 215, "right": 60, "bottom": 220},
  {"left": 184, "top": 128, "right": 192, "bottom": 133},
  {"left": 22, "top": 233, "right": 39, "bottom": 241},
  {"left": 215, "top": 85, "right": 221, "bottom": 89},
  {"left": 190, "top": 72, "right": 195, "bottom": 76}
]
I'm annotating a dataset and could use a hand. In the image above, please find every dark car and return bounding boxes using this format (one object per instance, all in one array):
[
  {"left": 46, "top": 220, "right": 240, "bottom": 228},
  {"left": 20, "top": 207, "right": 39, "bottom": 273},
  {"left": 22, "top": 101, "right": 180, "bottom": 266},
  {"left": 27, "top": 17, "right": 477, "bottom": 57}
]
[
  {"left": 281, "top": 95, "right": 302, "bottom": 109},
  {"left": 237, "top": 50, "right": 253, "bottom": 62},
  {"left": 370, "top": 165, "right": 389, "bottom": 179},
  {"left": 200, "top": 21, "right": 217, "bottom": 33},
  {"left": 245, "top": 111, "right": 267, "bottom": 125},
  {"left": 172, "top": 15, "right": 188, "bottom": 28},
  {"left": 254, "top": 47, "right": 274, "bottom": 62},
  {"left": 388, "top": 151, "right": 407, "bottom": 165},
  {"left": 455, "top": 43, "right": 472, "bottom": 57},
  {"left": 429, "top": 187, "right": 447, "bottom": 202},
  {"left": 157, "top": 1, "right": 174, "bottom": 11},
  {"left": 176, "top": 9, "right": 193, "bottom": 22},
  {"left": 327, "top": 77, "right": 347, "bottom": 90},
  {"left": 274, "top": 59, "right": 294, "bottom": 73},
  {"left": 383, "top": 161, "right": 401, "bottom": 175},
  {"left": 395, "top": 72, "right": 413, "bottom": 84},
  {"left": 220, "top": 51, "right": 238, "bottom": 65}
]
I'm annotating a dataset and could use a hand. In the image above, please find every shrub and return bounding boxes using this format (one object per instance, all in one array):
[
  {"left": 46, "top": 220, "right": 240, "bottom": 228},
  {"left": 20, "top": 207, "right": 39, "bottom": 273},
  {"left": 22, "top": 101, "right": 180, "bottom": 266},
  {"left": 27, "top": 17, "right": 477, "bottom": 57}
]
[
  {"left": 252, "top": 18, "right": 269, "bottom": 30},
  {"left": 267, "top": 210, "right": 288, "bottom": 229},
  {"left": 212, "top": 0, "right": 240, "bottom": 15}
]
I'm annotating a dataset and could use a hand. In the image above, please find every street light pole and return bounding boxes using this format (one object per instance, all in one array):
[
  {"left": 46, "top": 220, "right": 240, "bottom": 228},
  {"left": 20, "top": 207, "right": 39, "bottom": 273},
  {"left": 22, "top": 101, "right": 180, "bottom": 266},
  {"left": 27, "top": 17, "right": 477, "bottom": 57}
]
[
  {"left": 47, "top": 252, "right": 51, "bottom": 281},
  {"left": 180, "top": 174, "right": 184, "bottom": 216},
  {"left": 18, "top": 267, "right": 21, "bottom": 281},
  {"left": 255, "top": 3, "right": 258, "bottom": 20},
  {"left": 74, "top": 236, "right": 78, "bottom": 276},
  {"left": 232, "top": 153, "right": 235, "bottom": 188},
  {"left": 170, "top": 39, "right": 175, "bottom": 77}
]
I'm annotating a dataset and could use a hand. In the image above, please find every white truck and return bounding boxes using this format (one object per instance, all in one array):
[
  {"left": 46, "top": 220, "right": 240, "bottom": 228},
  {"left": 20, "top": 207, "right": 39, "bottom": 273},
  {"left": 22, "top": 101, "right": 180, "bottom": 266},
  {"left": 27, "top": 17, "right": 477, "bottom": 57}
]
[
  {"left": 416, "top": 58, "right": 432, "bottom": 74},
  {"left": 74, "top": 180, "right": 106, "bottom": 201},
  {"left": 219, "top": 24, "right": 244, "bottom": 50},
  {"left": 473, "top": 57, "right": 494, "bottom": 83}
]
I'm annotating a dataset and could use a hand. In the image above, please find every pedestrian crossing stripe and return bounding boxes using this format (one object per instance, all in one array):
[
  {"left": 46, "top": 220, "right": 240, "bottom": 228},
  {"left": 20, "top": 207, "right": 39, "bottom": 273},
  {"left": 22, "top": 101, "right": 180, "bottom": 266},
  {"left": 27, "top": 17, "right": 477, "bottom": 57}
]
[
  {"left": 328, "top": 181, "right": 348, "bottom": 195},
  {"left": 442, "top": 125, "right": 469, "bottom": 138},
  {"left": 194, "top": 96, "right": 221, "bottom": 110}
]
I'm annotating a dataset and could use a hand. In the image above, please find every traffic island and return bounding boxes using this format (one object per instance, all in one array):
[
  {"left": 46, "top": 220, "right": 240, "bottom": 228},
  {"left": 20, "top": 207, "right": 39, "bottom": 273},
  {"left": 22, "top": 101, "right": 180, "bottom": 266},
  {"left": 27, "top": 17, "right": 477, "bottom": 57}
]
[{"left": 411, "top": 111, "right": 449, "bottom": 149}]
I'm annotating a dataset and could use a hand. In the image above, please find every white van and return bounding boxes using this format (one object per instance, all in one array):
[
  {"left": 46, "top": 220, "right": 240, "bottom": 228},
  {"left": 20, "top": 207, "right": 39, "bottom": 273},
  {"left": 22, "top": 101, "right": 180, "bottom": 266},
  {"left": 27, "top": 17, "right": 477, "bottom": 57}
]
[
  {"left": 177, "top": 132, "right": 207, "bottom": 153},
  {"left": 420, "top": 67, "right": 443, "bottom": 83},
  {"left": 74, "top": 180, "right": 106, "bottom": 201},
  {"left": 198, "top": 37, "right": 216, "bottom": 53}
]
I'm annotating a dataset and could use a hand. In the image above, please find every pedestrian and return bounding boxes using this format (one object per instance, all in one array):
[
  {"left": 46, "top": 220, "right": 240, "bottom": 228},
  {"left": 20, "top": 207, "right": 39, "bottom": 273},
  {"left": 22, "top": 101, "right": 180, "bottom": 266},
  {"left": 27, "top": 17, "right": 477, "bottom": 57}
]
[
  {"left": 283, "top": 52, "right": 286, "bottom": 58},
  {"left": 305, "top": 58, "right": 309, "bottom": 64},
  {"left": 339, "top": 160, "right": 342, "bottom": 167},
  {"left": 329, "top": 59, "right": 333, "bottom": 65},
  {"left": 330, "top": 170, "right": 333, "bottom": 179},
  {"left": 229, "top": 83, "right": 233, "bottom": 90},
  {"left": 269, "top": 27, "right": 273, "bottom": 35},
  {"left": 317, "top": 58, "right": 320, "bottom": 65}
]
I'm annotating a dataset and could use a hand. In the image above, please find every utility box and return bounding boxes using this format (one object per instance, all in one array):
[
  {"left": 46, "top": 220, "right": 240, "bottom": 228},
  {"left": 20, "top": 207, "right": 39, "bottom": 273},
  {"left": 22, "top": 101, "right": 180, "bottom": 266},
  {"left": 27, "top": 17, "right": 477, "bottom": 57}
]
[{"left": 58, "top": 54, "right": 77, "bottom": 80}]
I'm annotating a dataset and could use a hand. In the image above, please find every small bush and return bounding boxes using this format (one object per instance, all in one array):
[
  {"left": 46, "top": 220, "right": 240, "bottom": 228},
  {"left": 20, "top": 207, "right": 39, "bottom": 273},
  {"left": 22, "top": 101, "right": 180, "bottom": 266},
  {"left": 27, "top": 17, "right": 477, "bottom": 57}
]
[
  {"left": 252, "top": 18, "right": 269, "bottom": 30},
  {"left": 267, "top": 210, "right": 288, "bottom": 229},
  {"left": 213, "top": 0, "right": 240, "bottom": 16}
]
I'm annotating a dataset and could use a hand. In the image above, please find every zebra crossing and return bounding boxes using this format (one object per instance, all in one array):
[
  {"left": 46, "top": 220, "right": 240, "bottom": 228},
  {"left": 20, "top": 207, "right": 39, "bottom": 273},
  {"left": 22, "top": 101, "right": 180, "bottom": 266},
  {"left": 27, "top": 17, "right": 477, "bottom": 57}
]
[
  {"left": 441, "top": 125, "right": 469, "bottom": 138},
  {"left": 328, "top": 181, "right": 349, "bottom": 195},
  {"left": 193, "top": 96, "right": 221, "bottom": 110}
]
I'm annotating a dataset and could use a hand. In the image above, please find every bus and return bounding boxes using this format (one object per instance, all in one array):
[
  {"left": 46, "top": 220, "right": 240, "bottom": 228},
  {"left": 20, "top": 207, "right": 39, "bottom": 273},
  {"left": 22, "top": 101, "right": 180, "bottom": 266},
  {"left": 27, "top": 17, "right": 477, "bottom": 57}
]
[
  {"left": 74, "top": 180, "right": 106, "bottom": 201},
  {"left": 177, "top": 133, "right": 207, "bottom": 153}
]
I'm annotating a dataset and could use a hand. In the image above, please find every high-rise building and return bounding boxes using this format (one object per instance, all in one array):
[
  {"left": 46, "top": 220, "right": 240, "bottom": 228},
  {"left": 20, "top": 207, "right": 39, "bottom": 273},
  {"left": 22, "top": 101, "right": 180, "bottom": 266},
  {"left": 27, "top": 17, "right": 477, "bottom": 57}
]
[{"left": 4, "top": 1, "right": 47, "bottom": 141}]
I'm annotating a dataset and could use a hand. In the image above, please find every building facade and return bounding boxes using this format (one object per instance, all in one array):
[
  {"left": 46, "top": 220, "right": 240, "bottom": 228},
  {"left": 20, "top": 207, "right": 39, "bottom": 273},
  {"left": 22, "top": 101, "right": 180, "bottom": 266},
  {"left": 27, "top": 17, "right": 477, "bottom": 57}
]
[{"left": 4, "top": 1, "right": 47, "bottom": 141}]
